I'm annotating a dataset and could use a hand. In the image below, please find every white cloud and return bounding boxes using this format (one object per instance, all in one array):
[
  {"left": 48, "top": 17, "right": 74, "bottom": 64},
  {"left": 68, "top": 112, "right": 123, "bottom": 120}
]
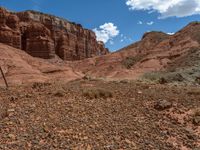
[
  {"left": 126, "top": 0, "right": 200, "bottom": 18},
  {"left": 137, "top": 21, "right": 143, "bottom": 25},
  {"left": 109, "top": 41, "right": 114, "bottom": 45},
  {"left": 93, "top": 23, "right": 119, "bottom": 43},
  {"left": 119, "top": 34, "right": 133, "bottom": 43},
  {"left": 147, "top": 21, "right": 154, "bottom": 25},
  {"left": 167, "top": 32, "right": 175, "bottom": 35}
]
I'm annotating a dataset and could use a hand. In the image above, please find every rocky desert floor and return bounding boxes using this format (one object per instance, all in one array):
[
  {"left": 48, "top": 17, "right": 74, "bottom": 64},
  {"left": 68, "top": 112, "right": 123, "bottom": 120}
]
[{"left": 0, "top": 79, "right": 200, "bottom": 150}]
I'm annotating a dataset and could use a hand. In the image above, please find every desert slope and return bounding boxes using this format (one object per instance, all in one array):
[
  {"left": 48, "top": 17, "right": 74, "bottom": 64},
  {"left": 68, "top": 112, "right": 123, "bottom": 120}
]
[
  {"left": 70, "top": 22, "right": 200, "bottom": 81},
  {"left": 0, "top": 43, "right": 82, "bottom": 86}
]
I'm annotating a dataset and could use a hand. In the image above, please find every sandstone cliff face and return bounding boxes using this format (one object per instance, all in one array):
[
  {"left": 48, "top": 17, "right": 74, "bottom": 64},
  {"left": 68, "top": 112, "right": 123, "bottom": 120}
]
[{"left": 0, "top": 7, "right": 109, "bottom": 60}]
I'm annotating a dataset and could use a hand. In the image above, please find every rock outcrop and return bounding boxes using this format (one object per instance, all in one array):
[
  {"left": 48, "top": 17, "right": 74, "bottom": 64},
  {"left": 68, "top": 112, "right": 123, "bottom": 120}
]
[
  {"left": 0, "top": 43, "right": 82, "bottom": 86},
  {"left": 71, "top": 22, "right": 200, "bottom": 81},
  {"left": 0, "top": 7, "right": 109, "bottom": 60}
]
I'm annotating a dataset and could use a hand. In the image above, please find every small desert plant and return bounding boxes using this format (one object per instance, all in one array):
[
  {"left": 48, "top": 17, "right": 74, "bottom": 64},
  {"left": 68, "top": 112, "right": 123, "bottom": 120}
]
[
  {"left": 82, "top": 75, "right": 92, "bottom": 80},
  {"left": 94, "top": 59, "right": 100, "bottom": 66},
  {"left": 0, "top": 99, "right": 9, "bottom": 120},
  {"left": 142, "top": 71, "right": 185, "bottom": 83},
  {"left": 142, "top": 72, "right": 163, "bottom": 82},
  {"left": 82, "top": 75, "right": 101, "bottom": 81},
  {"left": 54, "top": 90, "right": 65, "bottom": 97},
  {"left": 122, "top": 56, "right": 143, "bottom": 69},
  {"left": 32, "top": 82, "right": 51, "bottom": 89},
  {"left": 83, "top": 88, "right": 113, "bottom": 99},
  {"left": 119, "top": 79, "right": 129, "bottom": 84},
  {"left": 192, "top": 108, "right": 200, "bottom": 125},
  {"left": 187, "top": 89, "right": 200, "bottom": 95},
  {"left": 194, "top": 108, "right": 200, "bottom": 116}
]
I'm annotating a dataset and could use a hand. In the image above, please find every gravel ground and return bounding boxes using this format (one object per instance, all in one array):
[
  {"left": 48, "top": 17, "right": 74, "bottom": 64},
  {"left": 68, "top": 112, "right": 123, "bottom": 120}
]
[{"left": 0, "top": 80, "right": 199, "bottom": 150}]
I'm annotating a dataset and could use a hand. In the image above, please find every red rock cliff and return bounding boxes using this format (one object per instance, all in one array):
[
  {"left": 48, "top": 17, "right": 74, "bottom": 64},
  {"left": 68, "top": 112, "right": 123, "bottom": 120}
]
[{"left": 0, "top": 7, "right": 109, "bottom": 60}]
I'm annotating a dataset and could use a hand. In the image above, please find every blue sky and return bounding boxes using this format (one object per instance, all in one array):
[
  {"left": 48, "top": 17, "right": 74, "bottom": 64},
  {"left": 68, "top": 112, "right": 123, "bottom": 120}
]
[{"left": 0, "top": 0, "right": 200, "bottom": 51}]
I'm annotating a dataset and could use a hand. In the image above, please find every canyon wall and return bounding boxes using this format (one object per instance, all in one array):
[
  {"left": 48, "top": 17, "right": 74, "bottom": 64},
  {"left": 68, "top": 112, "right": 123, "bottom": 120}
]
[{"left": 0, "top": 7, "right": 109, "bottom": 60}]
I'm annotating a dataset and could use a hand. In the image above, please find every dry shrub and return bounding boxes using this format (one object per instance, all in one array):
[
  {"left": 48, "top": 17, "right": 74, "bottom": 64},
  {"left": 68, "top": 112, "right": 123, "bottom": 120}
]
[
  {"left": 194, "top": 108, "right": 200, "bottom": 116},
  {"left": 142, "top": 71, "right": 184, "bottom": 83},
  {"left": 83, "top": 88, "right": 113, "bottom": 99},
  {"left": 187, "top": 89, "right": 200, "bottom": 95},
  {"left": 192, "top": 108, "right": 200, "bottom": 125},
  {"left": 0, "top": 99, "right": 9, "bottom": 120},
  {"left": 54, "top": 90, "right": 65, "bottom": 97},
  {"left": 122, "top": 56, "right": 143, "bottom": 69}
]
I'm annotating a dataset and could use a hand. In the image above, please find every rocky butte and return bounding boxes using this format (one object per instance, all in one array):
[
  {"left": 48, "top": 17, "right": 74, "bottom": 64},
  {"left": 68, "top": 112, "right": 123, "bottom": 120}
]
[{"left": 0, "top": 7, "right": 109, "bottom": 60}]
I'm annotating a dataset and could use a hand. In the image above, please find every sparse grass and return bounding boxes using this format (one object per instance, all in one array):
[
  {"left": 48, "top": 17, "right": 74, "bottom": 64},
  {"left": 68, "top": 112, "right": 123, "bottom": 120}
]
[
  {"left": 142, "top": 72, "right": 162, "bottom": 82},
  {"left": 142, "top": 71, "right": 184, "bottom": 84},
  {"left": 83, "top": 88, "right": 113, "bottom": 99}
]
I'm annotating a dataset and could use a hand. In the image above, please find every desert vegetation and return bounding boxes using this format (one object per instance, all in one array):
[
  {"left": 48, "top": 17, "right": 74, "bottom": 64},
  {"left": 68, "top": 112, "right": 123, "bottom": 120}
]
[{"left": 122, "top": 56, "right": 143, "bottom": 69}]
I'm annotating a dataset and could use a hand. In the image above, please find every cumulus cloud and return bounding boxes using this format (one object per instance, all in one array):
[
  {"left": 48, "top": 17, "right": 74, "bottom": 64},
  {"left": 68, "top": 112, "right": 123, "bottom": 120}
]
[
  {"left": 147, "top": 21, "right": 154, "bottom": 25},
  {"left": 126, "top": 0, "right": 200, "bottom": 18},
  {"left": 93, "top": 23, "right": 119, "bottom": 43},
  {"left": 167, "top": 32, "right": 175, "bottom": 35}
]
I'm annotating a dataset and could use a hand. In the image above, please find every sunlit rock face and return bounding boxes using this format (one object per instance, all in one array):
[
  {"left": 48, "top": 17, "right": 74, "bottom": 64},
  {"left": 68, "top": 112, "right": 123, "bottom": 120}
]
[{"left": 0, "top": 7, "right": 109, "bottom": 60}]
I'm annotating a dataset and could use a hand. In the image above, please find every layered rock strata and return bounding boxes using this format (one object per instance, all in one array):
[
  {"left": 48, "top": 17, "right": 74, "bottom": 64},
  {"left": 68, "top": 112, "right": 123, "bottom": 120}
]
[{"left": 0, "top": 7, "right": 109, "bottom": 60}]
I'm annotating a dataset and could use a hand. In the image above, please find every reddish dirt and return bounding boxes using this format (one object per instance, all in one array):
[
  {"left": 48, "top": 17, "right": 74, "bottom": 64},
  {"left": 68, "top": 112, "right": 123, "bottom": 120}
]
[
  {"left": 0, "top": 80, "right": 199, "bottom": 149},
  {"left": 70, "top": 22, "right": 200, "bottom": 80},
  {"left": 0, "top": 16, "right": 199, "bottom": 150},
  {"left": 0, "top": 43, "right": 82, "bottom": 86},
  {"left": 0, "top": 22, "right": 200, "bottom": 85}
]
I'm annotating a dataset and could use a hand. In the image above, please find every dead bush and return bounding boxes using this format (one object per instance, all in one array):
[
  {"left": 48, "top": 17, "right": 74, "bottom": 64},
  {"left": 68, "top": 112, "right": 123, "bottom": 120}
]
[
  {"left": 54, "top": 90, "right": 65, "bottom": 97},
  {"left": 192, "top": 108, "right": 200, "bottom": 125},
  {"left": 187, "top": 90, "right": 200, "bottom": 95},
  {"left": 83, "top": 88, "right": 113, "bottom": 99},
  {"left": 0, "top": 99, "right": 9, "bottom": 120}
]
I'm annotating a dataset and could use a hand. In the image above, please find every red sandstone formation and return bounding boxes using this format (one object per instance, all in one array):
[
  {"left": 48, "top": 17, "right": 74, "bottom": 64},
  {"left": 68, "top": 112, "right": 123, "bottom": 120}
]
[
  {"left": 0, "top": 7, "right": 109, "bottom": 60},
  {"left": 0, "top": 43, "right": 82, "bottom": 86},
  {"left": 71, "top": 22, "right": 200, "bottom": 80}
]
